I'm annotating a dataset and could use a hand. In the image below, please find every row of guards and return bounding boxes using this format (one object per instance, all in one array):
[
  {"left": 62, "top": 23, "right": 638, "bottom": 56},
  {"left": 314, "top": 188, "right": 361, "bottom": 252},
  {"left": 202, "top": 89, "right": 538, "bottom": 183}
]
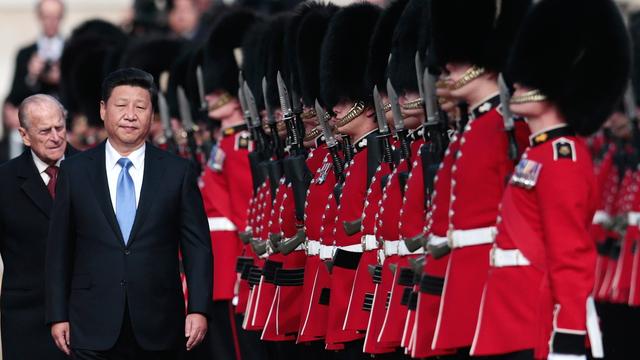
[{"left": 64, "top": 0, "right": 636, "bottom": 359}]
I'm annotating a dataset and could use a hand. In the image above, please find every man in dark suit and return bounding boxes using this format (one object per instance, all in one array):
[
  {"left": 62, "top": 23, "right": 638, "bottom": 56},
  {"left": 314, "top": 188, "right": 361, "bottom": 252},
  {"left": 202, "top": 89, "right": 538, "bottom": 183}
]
[
  {"left": 0, "top": 93, "right": 73, "bottom": 360},
  {"left": 46, "top": 68, "right": 212, "bottom": 359}
]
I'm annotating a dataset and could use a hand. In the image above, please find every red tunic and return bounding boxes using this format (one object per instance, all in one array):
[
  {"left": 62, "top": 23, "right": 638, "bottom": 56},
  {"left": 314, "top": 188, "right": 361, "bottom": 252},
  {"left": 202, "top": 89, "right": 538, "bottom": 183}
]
[
  {"left": 433, "top": 96, "right": 530, "bottom": 350},
  {"left": 411, "top": 136, "right": 459, "bottom": 358},
  {"left": 366, "top": 133, "right": 425, "bottom": 353},
  {"left": 326, "top": 130, "right": 380, "bottom": 346},
  {"left": 471, "top": 128, "right": 599, "bottom": 359},
  {"left": 298, "top": 148, "right": 338, "bottom": 342},
  {"left": 199, "top": 125, "right": 252, "bottom": 301}
]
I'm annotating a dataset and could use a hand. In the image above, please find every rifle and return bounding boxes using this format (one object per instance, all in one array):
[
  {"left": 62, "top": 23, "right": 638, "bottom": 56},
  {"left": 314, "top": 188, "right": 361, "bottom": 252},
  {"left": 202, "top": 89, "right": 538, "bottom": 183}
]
[{"left": 176, "top": 86, "right": 203, "bottom": 174}]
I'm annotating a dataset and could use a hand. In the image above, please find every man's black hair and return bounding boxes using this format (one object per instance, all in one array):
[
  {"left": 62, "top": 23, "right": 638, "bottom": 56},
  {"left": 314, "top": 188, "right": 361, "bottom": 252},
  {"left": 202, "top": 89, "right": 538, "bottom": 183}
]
[{"left": 101, "top": 67, "right": 157, "bottom": 102}]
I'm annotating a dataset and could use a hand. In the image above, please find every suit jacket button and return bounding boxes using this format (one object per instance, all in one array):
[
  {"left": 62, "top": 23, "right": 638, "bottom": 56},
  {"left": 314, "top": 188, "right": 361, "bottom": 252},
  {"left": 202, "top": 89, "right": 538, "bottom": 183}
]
[
  {"left": 124, "top": 249, "right": 131, "bottom": 255},
  {"left": 120, "top": 280, "right": 127, "bottom": 286}
]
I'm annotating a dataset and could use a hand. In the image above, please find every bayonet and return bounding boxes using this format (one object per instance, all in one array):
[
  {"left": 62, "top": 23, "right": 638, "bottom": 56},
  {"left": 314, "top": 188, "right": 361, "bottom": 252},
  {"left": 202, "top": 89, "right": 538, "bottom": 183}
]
[
  {"left": 498, "top": 73, "right": 519, "bottom": 161},
  {"left": 243, "top": 82, "right": 261, "bottom": 129},
  {"left": 176, "top": 85, "right": 202, "bottom": 173},
  {"left": 316, "top": 100, "right": 338, "bottom": 149},
  {"left": 177, "top": 86, "right": 196, "bottom": 131},
  {"left": 498, "top": 74, "right": 515, "bottom": 131},
  {"left": 624, "top": 81, "right": 637, "bottom": 122},
  {"left": 157, "top": 92, "right": 173, "bottom": 140},
  {"left": 196, "top": 65, "right": 207, "bottom": 112},
  {"left": 373, "top": 86, "right": 390, "bottom": 135},
  {"left": 263, "top": 76, "right": 283, "bottom": 159},
  {"left": 316, "top": 100, "right": 344, "bottom": 183},
  {"left": 277, "top": 71, "right": 302, "bottom": 152},
  {"left": 387, "top": 79, "right": 411, "bottom": 162},
  {"left": 373, "top": 86, "right": 394, "bottom": 166},
  {"left": 387, "top": 79, "right": 405, "bottom": 133}
]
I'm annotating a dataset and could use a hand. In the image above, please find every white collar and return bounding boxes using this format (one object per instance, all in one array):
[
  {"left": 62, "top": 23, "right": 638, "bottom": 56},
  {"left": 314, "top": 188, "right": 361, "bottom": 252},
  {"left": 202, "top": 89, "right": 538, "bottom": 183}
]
[
  {"left": 105, "top": 140, "right": 146, "bottom": 170},
  {"left": 31, "top": 150, "right": 63, "bottom": 174}
]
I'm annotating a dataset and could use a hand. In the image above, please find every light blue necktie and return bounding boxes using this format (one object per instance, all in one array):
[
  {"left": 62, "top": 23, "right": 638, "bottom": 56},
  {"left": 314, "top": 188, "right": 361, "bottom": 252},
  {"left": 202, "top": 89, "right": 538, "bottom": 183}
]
[{"left": 116, "top": 158, "right": 136, "bottom": 245}]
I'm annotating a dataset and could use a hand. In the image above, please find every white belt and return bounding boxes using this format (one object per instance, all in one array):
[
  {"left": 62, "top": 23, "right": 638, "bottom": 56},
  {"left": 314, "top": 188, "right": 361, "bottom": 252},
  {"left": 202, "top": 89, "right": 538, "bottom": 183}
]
[
  {"left": 306, "top": 240, "right": 321, "bottom": 256},
  {"left": 319, "top": 245, "right": 336, "bottom": 260},
  {"left": 448, "top": 226, "right": 496, "bottom": 249},
  {"left": 628, "top": 212, "right": 640, "bottom": 226},
  {"left": 383, "top": 240, "right": 425, "bottom": 256},
  {"left": 592, "top": 210, "right": 610, "bottom": 225},
  {"left": 428, "top": 235, "right": 448, "bottom": 247},
  {"left": 490, "top": 247, "right": 531, "bottom": 268},
  {"left": 208, "top": 217, "right": 237, "bottom": 232},
  {"left": 361, "top": 234, "right": 379, "bottom": 251}
]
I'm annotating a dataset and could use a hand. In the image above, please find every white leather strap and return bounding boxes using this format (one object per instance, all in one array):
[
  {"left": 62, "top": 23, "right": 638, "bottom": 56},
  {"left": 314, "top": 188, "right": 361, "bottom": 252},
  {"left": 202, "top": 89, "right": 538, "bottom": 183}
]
[
  {"left": 448, "top": 226, "right": 496, "bottom": 249},
  {"left": 628, "top": 212, "right": 640, "bottom": 227},
  {"left": 208, "top": 217, "right": 237, "bottom": 232},
  {"left": 592, "top": 210, "right": 610, "bottom": 225},
  {"left": 428, "top": 235, "right": 448, "bottom": 247},
  {"left": 490, "top": 247, "right": 531, "bottom": 268},
  {"left": 306, "top": 240, "right": 321, "bottom": 256},
  {"left": 319, "top": 245, "right": 336, "bottom": 260},
  {"left": 382, "top": 240, "right": 425, "bottom": 256},
  {"left": 361, "top": 234, "right": 379, "bottom": 251},
  {"left": 383, "top": 240, "right": 401, "bottom": 256}
]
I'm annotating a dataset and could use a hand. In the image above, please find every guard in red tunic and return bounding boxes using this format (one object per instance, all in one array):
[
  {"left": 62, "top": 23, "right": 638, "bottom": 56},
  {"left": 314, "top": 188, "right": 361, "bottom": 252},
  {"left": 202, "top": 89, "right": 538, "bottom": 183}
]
[
  {"left": 362, "top": 1, "right": 430, "bottom": 355},
  {"left": 194, "top": 8, "right": 260, "bottom": 360},
  {"left": 428, "top": 0, "right": 531, "bottom": 355},
  {"left": 292, "top": 3, "right": 340, "bottom": 348},
  {"left": 317, "top": 3, "right": 383, "bottom": 355},
  {"left": 471, "top": 0, "right": 630, "bottom": 358},
  {"left": 348, "top": 2, "right": 409, "bottom": 355}
]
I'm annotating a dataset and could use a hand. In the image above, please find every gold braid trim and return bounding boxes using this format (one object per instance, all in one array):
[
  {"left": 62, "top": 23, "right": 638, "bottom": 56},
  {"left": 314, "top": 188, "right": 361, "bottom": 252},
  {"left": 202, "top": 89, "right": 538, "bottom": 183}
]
[
  {"left": 335, "top": 101, "right": 366, "bottom": 129},
  {"left": 449, "top": 66, "right": 486, "bottom": 90},
  {"left": 401, "top": 98, "right": 424, "bottom": 110},
  {"left": 207, "top": 92, "right": 232, "bottom": 111},
  {"left": 510, "top": 89, "right": 548, "bottom": 104},
  {"left": 301, "top": 108, "right": 317, "bottom": 120},
  {"left": 303, "top": 127, "right": 322, "bottom": 142}
]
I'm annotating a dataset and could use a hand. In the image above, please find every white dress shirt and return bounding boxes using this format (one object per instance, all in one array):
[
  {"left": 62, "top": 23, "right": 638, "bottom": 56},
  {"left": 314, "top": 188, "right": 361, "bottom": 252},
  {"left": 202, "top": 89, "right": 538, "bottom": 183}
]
[
  {"left": 105, "top": 140, "right": 145, "bottom": 210},
  {"left": 31, "top": 150, "right": 63, "bottom": 185}
]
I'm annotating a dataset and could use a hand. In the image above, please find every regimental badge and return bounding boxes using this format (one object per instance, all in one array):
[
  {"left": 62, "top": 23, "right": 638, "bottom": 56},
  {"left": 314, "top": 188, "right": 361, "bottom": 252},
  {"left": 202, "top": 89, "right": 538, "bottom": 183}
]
[
  {"left": 235, "top": 132, "right": 252, "bottom": 151},
  {"left": 316, "top": 162, "right": 332, "bottom": 185},
  {"left": 510, "top": 158, "right": 542, "bottom": 189},
  {"left": 552, "top": 137, "right": 576, "bottom": 161},
  {"left": 207, "top": 145, "right": 225, "bottom": 172}
]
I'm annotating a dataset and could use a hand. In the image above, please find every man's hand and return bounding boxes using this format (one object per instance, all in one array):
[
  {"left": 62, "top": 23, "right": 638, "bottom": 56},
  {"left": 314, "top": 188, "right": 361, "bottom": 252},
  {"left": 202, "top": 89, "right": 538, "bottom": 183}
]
[
  {"left": 27, "top": 54, "right": 45, "bottom": 84},
  {"left": 51, "top": 321, "right": 71, "bottom": 355},
  {"left": 185, "top": 313, "right": 207, "bottom": 351}
]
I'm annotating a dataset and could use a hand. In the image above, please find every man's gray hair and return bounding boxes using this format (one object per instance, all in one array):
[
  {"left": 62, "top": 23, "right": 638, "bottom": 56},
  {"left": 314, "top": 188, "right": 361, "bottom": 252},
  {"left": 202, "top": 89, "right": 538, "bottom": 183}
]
[{"left": 18, "top": 94, "right": 67, "bottom": 129}]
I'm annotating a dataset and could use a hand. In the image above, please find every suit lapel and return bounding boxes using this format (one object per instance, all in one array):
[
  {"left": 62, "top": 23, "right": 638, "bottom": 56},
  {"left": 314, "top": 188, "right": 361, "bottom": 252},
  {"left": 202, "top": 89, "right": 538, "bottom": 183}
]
[
  {"left": 87, "top": 142, "right": 125, "bottom": 245},
  {"left": 126, "top": 144, "right": 166, "bottom": 247},
  {"left": 17, "top": 150, "right": 52, "bottom": 218}
]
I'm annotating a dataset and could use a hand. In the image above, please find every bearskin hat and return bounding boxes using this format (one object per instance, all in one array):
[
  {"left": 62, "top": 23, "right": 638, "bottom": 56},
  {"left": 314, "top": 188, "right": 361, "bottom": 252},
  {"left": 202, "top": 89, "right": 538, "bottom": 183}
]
[
  {"left": 507, "top": 0, "right": 631, "bottom": 136},
  {"left": 120, "top": 37, "right": 186, "bottom": 85},
  {"left": 387, "top": 0, "right": 430, "bottom": 93},
  {"left": 60, "top": 19, "right": 128, "bottom": 126},
  {"left": 242, "top": 20, "right": 271, "bottom": 111},
  {"left": 320, "top": 2, "right": 382, "bottom": 110},
  {"left": 365, "top": 0, "right": 408, "bottom": 94},
  {"left": 430, "top": 0, "right": 531, "bottom": 73},
  {"left": 202, "top": 8, "right": 259, "bottom": 95},
  {"left": 295, "top": 2, "right": 338, "bottom": 107},
  {"left": 263, "top": 13, "right": 292, "bottom": 112}
]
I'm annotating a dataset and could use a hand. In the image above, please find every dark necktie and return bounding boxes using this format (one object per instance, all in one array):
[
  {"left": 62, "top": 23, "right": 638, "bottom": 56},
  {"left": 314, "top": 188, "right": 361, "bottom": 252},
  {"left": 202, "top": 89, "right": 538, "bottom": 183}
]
[{"left": 45, "top": 165, "right": 59, "bottom": 198}]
